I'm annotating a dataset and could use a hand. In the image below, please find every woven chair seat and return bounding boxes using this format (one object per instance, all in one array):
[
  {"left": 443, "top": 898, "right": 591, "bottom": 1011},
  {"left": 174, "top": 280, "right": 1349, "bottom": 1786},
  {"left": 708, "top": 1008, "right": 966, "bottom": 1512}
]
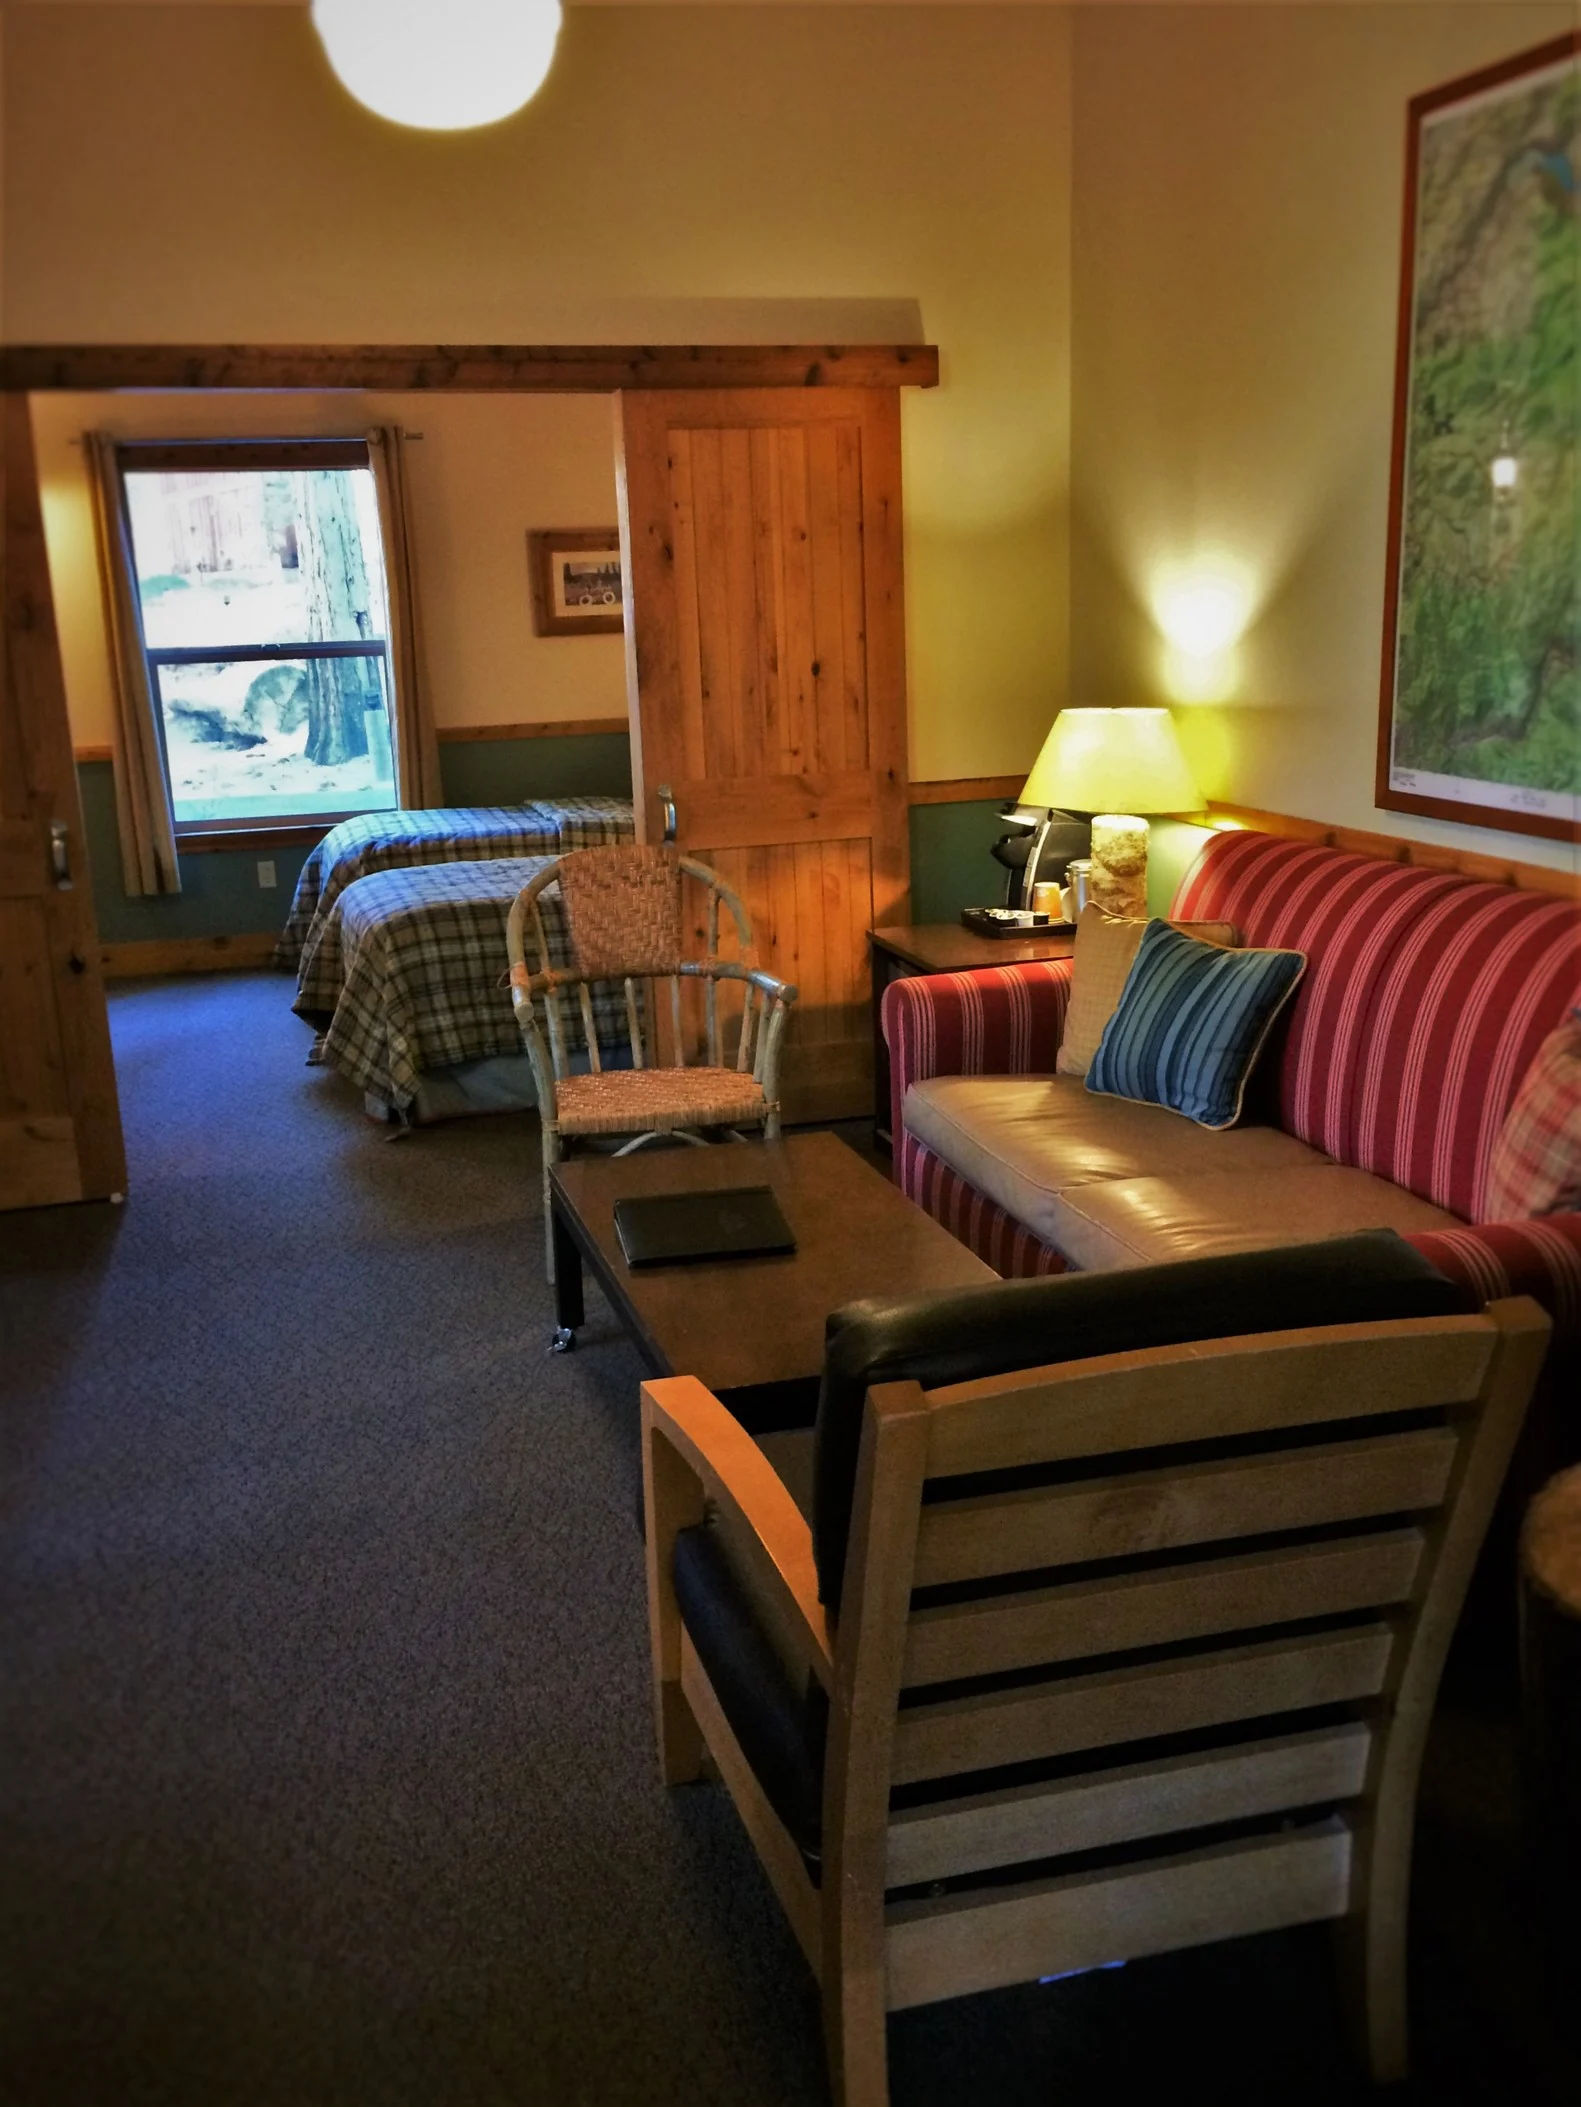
[{"left": 555, "top": 1065, "right": 770, "bottom": 1139}]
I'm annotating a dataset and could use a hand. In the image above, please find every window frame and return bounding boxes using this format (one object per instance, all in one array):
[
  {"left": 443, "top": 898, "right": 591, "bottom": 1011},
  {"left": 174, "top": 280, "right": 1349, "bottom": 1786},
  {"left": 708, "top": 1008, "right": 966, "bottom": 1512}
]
[{"left": 116, "top": 436, "right": 399, "bottom": 845}]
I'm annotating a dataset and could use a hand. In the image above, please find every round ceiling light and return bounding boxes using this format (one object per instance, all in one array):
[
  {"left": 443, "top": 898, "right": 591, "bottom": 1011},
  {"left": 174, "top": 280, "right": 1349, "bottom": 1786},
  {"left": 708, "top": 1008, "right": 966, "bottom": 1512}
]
[{"left": 311, "top": 0, "right": 563, "bottom": 132}]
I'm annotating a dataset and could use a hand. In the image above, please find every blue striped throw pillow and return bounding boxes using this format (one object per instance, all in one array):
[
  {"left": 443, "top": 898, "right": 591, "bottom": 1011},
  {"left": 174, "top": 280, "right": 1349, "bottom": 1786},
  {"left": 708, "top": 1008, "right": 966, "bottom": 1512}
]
[{"left": 1086, "top": 919, "right": 1306, "bottom": 1129}]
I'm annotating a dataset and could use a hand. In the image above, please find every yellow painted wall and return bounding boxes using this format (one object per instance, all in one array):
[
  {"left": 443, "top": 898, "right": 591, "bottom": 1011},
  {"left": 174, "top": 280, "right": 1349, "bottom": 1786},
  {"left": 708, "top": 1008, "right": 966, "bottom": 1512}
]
[
  {"left": 5, "top": 4, "right": 1075, "bottom": 783},
  {"left": 32, "top": 390, "right": 628, "bottom": 745},
  {"left": 1069, "top": 2, "right": 1578, "bottom": 874}
]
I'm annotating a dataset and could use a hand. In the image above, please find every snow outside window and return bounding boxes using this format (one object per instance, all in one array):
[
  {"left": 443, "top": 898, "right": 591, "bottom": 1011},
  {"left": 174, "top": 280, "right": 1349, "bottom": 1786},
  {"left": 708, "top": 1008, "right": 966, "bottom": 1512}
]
[{"left": 119, "top": 444, "right": 399, "bottom": 830}]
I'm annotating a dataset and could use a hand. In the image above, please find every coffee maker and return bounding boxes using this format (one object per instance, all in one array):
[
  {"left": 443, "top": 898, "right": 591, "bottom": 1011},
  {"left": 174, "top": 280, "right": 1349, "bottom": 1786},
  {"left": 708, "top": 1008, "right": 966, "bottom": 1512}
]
[{"left": 989, "top": 803, "right": 1092, "bottom": 910}]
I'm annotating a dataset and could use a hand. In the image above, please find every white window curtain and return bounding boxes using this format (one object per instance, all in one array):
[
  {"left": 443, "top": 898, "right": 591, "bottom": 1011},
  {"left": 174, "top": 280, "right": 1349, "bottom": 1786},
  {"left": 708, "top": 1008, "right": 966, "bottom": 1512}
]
[
  {"left": 366, "top": 427, "right": 442, "bottom": 808},
  {"left": 83, "top": 432, "right": 182, "bottom": 897}
]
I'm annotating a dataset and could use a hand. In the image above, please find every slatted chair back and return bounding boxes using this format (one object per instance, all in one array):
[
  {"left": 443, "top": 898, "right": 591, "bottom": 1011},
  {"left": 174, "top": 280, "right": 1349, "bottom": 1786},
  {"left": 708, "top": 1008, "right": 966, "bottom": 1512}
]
[{"left": 826, "top": 1300, "right": 1549, "bottom": 2086}]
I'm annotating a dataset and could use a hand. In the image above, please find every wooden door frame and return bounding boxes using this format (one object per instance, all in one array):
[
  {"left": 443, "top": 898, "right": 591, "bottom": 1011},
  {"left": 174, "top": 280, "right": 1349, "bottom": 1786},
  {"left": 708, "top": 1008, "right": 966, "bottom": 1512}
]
[{"left": 2, "top": 341, "right": 938, "bottom": 1195}]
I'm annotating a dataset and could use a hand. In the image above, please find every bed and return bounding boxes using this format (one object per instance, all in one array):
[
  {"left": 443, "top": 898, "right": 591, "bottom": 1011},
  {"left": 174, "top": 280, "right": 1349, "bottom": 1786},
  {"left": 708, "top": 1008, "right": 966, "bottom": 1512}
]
[
  {"left": 277, "top": 796, "right": 634, "bottom": 967},
  {"left": 294, "top": 856, "right": 630, "bottom": 1120}
]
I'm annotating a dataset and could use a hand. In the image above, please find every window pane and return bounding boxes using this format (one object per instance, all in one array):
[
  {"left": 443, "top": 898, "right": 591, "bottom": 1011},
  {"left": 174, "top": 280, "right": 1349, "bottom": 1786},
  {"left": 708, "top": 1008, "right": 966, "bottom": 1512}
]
[
  {"left": 157, "top": 654, "right": 397, "bottom": 826},
  {"left": 123, "top": 466, "right": 389, "bottom": 650}
]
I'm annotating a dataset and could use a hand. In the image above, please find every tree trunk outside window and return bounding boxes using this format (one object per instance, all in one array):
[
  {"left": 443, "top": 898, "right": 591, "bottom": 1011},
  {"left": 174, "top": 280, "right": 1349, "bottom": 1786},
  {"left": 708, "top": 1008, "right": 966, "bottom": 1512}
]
[{"left": 299, "top": 470, "right": 374, "bottom": 767}]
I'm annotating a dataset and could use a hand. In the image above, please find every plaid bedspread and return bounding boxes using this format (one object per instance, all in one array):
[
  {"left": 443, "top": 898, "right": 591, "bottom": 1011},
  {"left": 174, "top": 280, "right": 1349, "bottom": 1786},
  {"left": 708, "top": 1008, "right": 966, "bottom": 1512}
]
[
  {"left": 296, "top": 857, "right": 628, "bottom": 1111},
  {"left": 277, "top": 797, "right": 634, "bottom": 964}
]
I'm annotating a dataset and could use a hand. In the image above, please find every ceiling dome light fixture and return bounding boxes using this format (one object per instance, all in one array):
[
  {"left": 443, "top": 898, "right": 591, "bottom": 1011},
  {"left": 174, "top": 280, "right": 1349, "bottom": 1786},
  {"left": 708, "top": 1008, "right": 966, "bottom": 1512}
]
[{"left": 311, "top": 0, "right": 563, "bottom": 132}]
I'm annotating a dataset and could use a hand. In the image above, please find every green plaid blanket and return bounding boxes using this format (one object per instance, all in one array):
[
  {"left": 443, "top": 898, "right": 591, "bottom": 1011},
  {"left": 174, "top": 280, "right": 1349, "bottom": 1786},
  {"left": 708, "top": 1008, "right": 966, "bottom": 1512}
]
[
  {"left": 278, "top": 797, "right": 633, "bottom": 965},
  {"left": 296, "top": 857, "right": 628, "bottom": 1111}
]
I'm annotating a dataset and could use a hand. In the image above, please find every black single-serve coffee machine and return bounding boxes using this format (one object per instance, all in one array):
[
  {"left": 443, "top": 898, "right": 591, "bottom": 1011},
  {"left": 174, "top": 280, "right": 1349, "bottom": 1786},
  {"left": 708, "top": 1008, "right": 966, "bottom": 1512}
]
[{"left": 989, "top": 803, "right": 1092, "bottom": 908}]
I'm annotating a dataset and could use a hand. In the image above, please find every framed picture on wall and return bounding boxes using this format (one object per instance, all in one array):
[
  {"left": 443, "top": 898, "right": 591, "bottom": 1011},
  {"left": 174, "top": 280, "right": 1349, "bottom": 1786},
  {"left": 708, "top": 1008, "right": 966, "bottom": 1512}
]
[
  {"left": 527, "top": 529, "right": 625, "bottom": 637},
  {"left": 1376, "top": 32, "right": 1580, "bottom": 844}
]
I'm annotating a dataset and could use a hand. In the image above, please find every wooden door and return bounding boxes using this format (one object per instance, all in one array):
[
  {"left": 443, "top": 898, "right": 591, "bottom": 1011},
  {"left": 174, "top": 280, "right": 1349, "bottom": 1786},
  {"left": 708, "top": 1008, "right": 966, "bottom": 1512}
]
[
  {"left": 0, "top": 394, "right": 125, "bottom": 1209},
  {"left": 616, "top": 388, "right": 910, "bottom": 1123}
]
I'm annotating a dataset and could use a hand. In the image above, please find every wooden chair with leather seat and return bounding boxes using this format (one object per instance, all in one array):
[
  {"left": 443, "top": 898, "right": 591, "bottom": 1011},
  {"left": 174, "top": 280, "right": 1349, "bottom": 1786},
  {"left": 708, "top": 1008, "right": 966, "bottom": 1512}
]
[
  {"left": 506, "top": 843, "right": 797, "bottom": 1275},
  {"left": 640, "top": 1234, "right": 1550, "bottom": 2105}
]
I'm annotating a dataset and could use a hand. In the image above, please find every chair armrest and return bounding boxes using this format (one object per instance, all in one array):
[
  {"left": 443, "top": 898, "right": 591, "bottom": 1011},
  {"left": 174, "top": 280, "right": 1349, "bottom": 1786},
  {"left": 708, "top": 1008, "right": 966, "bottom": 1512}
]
[
  {"left": 642, "top": 1376, "right": 834, "bottom": 1693},
  {"left": 880, "top": 957, "right": 1075, "bottom": 1153}
]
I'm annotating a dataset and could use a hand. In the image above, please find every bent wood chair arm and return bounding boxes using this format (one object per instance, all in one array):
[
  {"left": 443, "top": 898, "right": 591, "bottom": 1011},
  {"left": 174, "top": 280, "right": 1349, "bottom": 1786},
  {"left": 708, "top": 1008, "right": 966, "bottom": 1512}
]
[{"left": 642, "top": 1374, "right": 835, "bottom": 1730}]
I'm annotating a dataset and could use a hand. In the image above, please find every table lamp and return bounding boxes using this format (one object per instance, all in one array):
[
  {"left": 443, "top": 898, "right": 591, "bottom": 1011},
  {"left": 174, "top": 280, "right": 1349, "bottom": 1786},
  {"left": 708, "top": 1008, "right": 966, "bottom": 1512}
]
[{"left": 1019, "top": 707, "right": 1199, "bottom": 919}]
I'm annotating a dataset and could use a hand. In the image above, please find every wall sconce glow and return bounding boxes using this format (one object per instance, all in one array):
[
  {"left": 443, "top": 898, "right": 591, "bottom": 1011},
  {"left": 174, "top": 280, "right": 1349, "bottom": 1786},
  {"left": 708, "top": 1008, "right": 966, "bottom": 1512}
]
[
  {"left": 1151, "top": 562, "right": 1256, "bottom": 706},
  {"left": 1153, "top": 566, "right": 1254, "bottom": 658},
  {"left": 312, "top": 0, "right": 562, "bottom": 131},
  {"left": 1490, "top": 452, "right": 1519, "bottom": 491}
]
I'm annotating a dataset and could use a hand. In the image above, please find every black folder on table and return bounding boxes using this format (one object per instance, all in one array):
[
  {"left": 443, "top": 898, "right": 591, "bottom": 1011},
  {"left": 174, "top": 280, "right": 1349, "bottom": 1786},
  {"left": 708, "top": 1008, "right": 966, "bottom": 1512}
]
[{"left": 613, "top": 1186, "right": 797, "bottom": 1268}]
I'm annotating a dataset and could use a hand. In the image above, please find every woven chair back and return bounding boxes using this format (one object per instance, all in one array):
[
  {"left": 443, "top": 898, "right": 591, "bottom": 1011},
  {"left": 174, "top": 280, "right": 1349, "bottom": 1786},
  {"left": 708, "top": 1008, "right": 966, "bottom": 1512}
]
[{"left": 557, "top": 844, "right": 684, "bottom": 979}]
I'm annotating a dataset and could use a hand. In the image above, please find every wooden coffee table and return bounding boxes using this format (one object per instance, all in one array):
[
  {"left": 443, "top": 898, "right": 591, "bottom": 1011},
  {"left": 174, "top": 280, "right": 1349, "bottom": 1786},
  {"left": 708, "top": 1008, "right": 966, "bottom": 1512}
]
[{"left": 548, "top": 1132, "right": 996, "bottom": 1429}]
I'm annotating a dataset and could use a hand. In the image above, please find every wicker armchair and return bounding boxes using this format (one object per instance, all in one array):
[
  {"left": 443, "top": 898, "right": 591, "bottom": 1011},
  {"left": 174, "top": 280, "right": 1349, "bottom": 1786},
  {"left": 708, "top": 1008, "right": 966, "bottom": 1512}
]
[{"left": 506, "top": 844, "right": 798, "bottom": 1275}]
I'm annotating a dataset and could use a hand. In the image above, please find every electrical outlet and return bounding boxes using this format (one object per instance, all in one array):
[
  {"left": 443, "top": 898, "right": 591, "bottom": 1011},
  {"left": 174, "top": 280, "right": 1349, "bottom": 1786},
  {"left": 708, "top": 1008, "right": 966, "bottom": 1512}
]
[{"left": 257, "top": 860, "right": 277, "bottom": 890}]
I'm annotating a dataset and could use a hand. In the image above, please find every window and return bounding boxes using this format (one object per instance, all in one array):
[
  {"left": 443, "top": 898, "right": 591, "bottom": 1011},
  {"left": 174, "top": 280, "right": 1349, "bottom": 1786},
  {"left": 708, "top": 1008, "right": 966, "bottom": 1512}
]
[{"left": 119, "top": 440, "right": 398, "bottom": 833}]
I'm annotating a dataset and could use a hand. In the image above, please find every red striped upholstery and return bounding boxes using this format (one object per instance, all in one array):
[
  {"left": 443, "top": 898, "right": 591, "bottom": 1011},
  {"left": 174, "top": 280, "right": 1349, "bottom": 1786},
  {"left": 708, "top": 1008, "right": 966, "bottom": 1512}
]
[
  {"left": 1406, "top": 1217, "right": 1581, "bottom": 1342},
  {"left": 897, "top": 1135, "right": 1067, "bottom": 1277},
  {"left": 1170, "top": 831, "right": 1467, "bottom": 1158},
  {"left": 880, "top": 958, "right": 1073, "bottom": 1153},
  {"left": 1350, "top": 887, "right": 1581, "bottom": 1218},
  {"left": 883, "top": 830, "right": 1581, "bottom": 1367}
]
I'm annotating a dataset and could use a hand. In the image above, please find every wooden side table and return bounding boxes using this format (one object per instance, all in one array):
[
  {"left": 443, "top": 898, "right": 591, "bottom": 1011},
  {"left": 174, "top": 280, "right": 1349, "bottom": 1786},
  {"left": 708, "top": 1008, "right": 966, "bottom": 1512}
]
[{"left": 867, "top": 921, "right": 1075, "bottom": 1152}]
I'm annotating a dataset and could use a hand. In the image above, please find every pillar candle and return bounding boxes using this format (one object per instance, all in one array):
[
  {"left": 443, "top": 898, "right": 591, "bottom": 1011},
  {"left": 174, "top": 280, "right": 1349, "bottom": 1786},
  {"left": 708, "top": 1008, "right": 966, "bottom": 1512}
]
[{"left": 1089, "top": 814, "right": 1150, "bottom": 920}]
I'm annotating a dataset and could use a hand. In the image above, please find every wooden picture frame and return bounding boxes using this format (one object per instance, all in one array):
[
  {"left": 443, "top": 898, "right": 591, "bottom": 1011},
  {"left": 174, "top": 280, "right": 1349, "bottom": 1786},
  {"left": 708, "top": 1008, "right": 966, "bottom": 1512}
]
[
  {"left": 1376, "top": 33, "right": 1580, "bottom": 845},
  {"left": 527, "top": 527, "right": 624, "bottom": 637}
]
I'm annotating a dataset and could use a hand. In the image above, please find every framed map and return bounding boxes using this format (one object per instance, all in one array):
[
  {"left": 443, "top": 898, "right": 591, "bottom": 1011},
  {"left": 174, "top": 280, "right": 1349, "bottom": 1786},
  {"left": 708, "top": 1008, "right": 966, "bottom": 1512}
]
[{"left": 1378, "top": 34, "right": 1580, "bottom": 844}]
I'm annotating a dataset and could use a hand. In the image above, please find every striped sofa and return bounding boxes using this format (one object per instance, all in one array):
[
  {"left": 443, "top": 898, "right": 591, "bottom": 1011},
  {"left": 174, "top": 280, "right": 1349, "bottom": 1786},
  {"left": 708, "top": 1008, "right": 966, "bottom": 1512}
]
[{"left": 884, "top": 829, "right": 1581, "bottom": 1461}]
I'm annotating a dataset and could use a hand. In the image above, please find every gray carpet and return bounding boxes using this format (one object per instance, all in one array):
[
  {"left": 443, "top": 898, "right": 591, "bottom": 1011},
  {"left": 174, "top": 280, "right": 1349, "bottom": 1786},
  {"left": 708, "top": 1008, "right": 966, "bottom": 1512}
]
[{"left": 0, "top": 975, "right": 1564, "bottom": 2104}]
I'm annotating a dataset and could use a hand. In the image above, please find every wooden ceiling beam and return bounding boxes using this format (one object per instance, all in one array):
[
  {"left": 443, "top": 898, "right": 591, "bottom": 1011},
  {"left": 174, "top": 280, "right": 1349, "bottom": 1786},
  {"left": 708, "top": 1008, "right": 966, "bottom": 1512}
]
[{"left": 2, "top": 342, "right": 940, "bottom": 393}]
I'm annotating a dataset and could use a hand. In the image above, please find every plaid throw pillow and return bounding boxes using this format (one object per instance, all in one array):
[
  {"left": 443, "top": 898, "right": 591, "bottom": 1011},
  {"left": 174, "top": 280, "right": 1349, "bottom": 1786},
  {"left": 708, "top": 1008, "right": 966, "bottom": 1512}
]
[
  {"left": 1481, "top": 1012, "right": 1581, "bottom": 1223},
  {"left": 1087, "top": 919, "right": 1306, "bottom": 1130}
]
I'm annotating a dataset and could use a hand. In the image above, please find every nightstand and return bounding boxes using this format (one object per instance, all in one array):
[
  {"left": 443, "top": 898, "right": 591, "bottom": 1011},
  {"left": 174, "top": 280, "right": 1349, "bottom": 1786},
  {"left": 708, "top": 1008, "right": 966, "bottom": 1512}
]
[{"left": 867, "top": 921, "right": 1076, "bottom": 1152}]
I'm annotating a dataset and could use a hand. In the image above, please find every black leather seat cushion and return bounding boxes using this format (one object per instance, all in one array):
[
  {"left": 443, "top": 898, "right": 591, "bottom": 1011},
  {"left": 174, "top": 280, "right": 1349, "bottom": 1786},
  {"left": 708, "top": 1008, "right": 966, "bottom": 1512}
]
[
  {"left": 672, "top": 1523, "right": 828, "bottom": 1865},
  {"left": 811, "top": 1230, "right": 1475, "bottom": 1612}
]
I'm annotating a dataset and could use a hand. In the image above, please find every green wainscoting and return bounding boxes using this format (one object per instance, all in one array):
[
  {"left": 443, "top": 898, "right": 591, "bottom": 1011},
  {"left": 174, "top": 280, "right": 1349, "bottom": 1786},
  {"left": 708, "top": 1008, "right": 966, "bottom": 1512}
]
[
  {"left": 80, "top": 741, "right": 1202, "bottom": 952},
  {"left": 437, "top": 732, "right": 633, "bottom": 806},
  {"left": 75, "top": 732, "right": 636, "bottom": 947},
  {"left": 906, "top": 799, "right": 1011, "bottom": 924},
  {"left": 1147, "top": 817, "right": 1215, "bottom": 915},
  {"left": 906, "top": 804, "right": 1213, "bottom": 924},
  {"left": 76, "top": 761, "right": 314, "bottom": 945}
]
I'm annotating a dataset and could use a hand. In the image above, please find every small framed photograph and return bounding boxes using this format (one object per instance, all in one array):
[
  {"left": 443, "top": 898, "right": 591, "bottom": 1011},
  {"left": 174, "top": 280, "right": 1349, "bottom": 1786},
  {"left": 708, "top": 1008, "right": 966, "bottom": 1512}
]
[{"left": 527, "top": 528, "right": 624, "bottom": 637}]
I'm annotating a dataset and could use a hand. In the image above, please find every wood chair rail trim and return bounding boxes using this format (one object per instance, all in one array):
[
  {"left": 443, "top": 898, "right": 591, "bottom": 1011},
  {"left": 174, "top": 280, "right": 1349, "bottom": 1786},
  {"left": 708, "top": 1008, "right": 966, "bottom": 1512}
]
[{"left": 1200, "top": 803, "right": 1580, "bottom": 899}]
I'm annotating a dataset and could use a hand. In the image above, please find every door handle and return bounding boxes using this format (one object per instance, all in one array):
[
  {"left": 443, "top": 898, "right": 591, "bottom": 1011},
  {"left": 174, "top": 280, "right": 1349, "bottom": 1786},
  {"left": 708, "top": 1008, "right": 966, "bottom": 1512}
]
[
  {"left": 49, "top": 820, "right": 73, "bottom": 890},
  {"left": 657, "top": 784, "right": 677, "bottom": 845}
]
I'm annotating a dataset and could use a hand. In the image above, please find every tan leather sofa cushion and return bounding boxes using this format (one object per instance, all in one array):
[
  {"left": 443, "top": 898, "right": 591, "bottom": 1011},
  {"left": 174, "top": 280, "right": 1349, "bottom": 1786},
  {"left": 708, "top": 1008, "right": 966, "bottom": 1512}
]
[
  {"left": 1049, "top": 1166, "right": 1460, "bottom": 1271},
  {"left": 1057, "top": 908, "right": 1239, "bottom": 1077},
  {"left": 903, "top": 1073, "right": 1327, "bottom": 1255}
]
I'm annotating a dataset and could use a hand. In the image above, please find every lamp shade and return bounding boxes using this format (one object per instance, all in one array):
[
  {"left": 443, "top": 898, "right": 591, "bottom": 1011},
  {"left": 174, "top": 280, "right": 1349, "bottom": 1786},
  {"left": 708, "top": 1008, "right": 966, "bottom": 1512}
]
[
  {"left": 1020, "top": 707, "right": 1199, "bottom": 816},
  {"left": 312, "top": 0, "right": 562, "bottom": 132}
]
